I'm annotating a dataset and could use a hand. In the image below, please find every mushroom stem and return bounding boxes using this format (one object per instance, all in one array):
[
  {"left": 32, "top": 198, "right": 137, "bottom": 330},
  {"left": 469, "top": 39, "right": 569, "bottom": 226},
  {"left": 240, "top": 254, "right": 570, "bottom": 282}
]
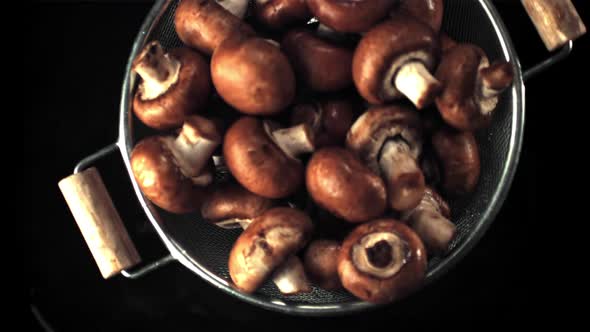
[
  {"left": 271, "top": 255, "right": 311, "bottom": 295},
  {"left": 351, "top": 232, "right": 407, "bottom": 279},
  {"left": 264, "top": 121, "right": 315, "bottom": 159},
  {"left": 132, "top": 41, "right": 181, "bottom": 100},
  {"left": 479, "top": 61, "right": 514, "bottom": 99},
  {"left": 394, "top": 61, "right": 441, "bottom": 109},
  {"left": 217, "top": 0, "right": 249, "bottom": 19},
  {"left": 379, "top": 139, "right": 426, "bottom": 211}
]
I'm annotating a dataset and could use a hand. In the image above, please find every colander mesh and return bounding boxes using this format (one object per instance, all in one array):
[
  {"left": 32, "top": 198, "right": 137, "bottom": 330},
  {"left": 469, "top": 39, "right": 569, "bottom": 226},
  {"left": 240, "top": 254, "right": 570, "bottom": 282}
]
[{"left": 131, "top": 0, "right": 515, "bottom": 307}]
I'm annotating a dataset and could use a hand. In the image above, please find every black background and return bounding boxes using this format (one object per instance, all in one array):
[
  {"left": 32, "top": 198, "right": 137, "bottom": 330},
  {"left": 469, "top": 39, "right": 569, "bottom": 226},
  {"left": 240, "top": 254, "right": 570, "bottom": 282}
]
[{"left": 28, "top": 0, "right": 587, "bottom": 329}]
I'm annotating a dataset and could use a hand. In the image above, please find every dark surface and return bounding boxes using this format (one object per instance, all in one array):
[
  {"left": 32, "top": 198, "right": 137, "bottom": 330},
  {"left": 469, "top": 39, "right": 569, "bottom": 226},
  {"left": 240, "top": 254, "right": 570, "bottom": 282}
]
[{"left": 28, "top": 0, "right": 587, "bottom": 329}]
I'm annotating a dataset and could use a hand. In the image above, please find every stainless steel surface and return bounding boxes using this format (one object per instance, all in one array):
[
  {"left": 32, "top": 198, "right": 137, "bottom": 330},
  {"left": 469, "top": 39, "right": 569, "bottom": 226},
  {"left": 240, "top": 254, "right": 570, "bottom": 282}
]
[
  {"left": 121, "top": 254, "right": 176, "bottom": 279},
  {"left": 523, "top": 40, "right": 573, "bottom": 81}
]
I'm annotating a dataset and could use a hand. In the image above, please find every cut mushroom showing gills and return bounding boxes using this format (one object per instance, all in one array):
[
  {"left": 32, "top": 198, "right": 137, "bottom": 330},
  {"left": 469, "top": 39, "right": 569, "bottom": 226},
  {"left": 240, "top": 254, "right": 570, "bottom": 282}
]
[
  {"left": 306, "top": 0, "right": 396, "bottom": 33},
  {"left": 347, "top": 106, "right": 426, "bottom": 212},
  {"left": 435, "top": 44, "right": 514, "bottom": 131},
  {"left": 223, "top": 117, "right": 314, "bottom": 199},
  {"left": 353, "top": 16, "right": 441, "bottom": 109},
  {"left": 304, "top": 239, "right": 341, "bottom": 290},
  {"left": 132, "top": 41, "right": 211, "bottom": 130},
  {"left": 212, "top": 35, "right": 296, "bottom": 115},
  {"left": 338, "top": 219, "right": 427, "bottom": 304},
  {"left": 390, "top": 0, "right": 444, "bottom": 33},
  {"left": 175, "top": 0, "right": 253, "bottom": 55},
  {"left": 131, "top": 115, "right": 221, "bottom": 213},
  {"left": 401, "top": 187, "right": 455, "bottom": 255},
  {"left": 254, "top": 0, "right": 311, "bottom": 30},
  {"left": 432, "top": 127, "right": 481, "bottom": 196},
  {"left": 201, "top": 183, "right": 311, "bottom": 294},
  {"left": 281, "top": 28, "right": 353, "bottom": 92},
  {"left": 306, "top": 147, "right": 387, "bottom": 223},
  {"left": 229, "top": 207, "right": 314, "bottom": 294}
]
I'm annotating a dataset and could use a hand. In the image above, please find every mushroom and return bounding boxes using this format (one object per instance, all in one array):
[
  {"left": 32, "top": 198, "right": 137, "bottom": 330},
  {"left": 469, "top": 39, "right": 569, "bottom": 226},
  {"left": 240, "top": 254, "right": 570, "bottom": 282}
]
[
  {"left": 347, "top": 106, "right": 426, "bottom": 212},
  {"left": 216, "top": 0, "right": 249, "bottom": 18},
  {"left": 431, "top": 127, "right": 480, "bottom": 195},
  {"left": 435, "top": 44, "right": 514, "bottom": 131},
  {"left": 131, "top": 41, "right": 211, "bottom": 130},
  {"left": 390, "top": 0, "right": 444, "bottom": 33},
  {"left": 201, "top": 183, "right": 311, "bottom": 294},
  {"left": 175, "top": 0, "right": 254, "bottom": 55},
  {"left": 290, "top": 97, "right": 356, "bottom": 147},
  {"left": 353, "top": 16, "right": 442, "bottom": 109},
  {"left": 223, "top": 117, "right": 314, "bottom": 198},
  {"left": 303, "top": 239, "right": 342, "bottom": 290},
  {"left": 306, "top": 0, "right": 396, "bottom": 33},
  {"left": 228, "top": 207, "right": 314, "bottom": 293},
  {"left": 338, "top": 218, "right": 427, "bottom": 303},
  {"left": 131, "top": 115, "right": 221, "bottom": 213},
  {"left": 401, "top": 187, "right": 456, "bottom": 255},
  {"left": 254, "top": 0, "right": 312, "bottom": 30},
  {"left": 211, "top": 35, "right": 296, "bottom": 115},
  {"left": 281, "top": 28, "right": 353, "bottom": 92},
  {"left": 306, "top": 147, "right": 387, "bottom": 223},
  {"left": 440, "top": 33, "right": 458, "bottom": 53}
]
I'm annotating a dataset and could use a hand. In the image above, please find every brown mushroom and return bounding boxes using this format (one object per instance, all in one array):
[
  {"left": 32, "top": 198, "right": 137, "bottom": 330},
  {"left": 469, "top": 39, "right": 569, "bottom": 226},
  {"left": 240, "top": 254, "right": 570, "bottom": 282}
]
[
  {"left": 228, "top": 207, "right": 314, "bottom": 293},
  {"left": 347, "top": 106, "right": 426, "bottom": 212},
  {"left": 223, "top": 117, "right": 314, "bottom": 198},
  {"left": 353, "top": 16, "right": 441, "bottom": 109},
  {"left": 131, "top": 41, "right": 211, "bottom": 130},
  {"left": 401, "top": 187, "right": 456, "bottom": 255},
  {"left": 290, "top": 97, "right": 355, "bottom": 147},
  {"left": 303, "top": 239, "right": 341, "bottom": 290},
  {"left": 131, "top": 115, "right": 221, "bottom": 213},
  {"left": 390, "top": 0, "right": 444, "bottom": 33},
  {"left": 175, "top": 0, "right": 254, "bottom": 55},
  {"left": 431, "top": 127, "right": 480, "bottom": 195},
  {"left": 254, "top": 0, "right": 312, "bottom": 30},
  {"left": 281, "top": 28, "right": 353, "bottom": 92},
  {"left": 338, "top": 218, "right": 427, "bottom": 303},
  {"left": 440, "top": 33, "right": 458, "bottom": 53},
  {"left": 306, "top": 0, "right": 396, "bottom": 33},
  {"left": 435, "top": 43, "right": 514, "bottom": 131},
  {"left": 306, "top": 147, "right": 387, "bottom": 223},
  {"left": 211, "top": 35, "right": 296, "bottom": 115}
]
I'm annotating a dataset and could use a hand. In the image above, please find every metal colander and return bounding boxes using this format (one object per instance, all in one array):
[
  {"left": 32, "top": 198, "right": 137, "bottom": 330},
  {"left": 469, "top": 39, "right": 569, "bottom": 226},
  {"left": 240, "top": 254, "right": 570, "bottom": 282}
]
[{"left": 65, "top": 0, "right": 578, "bottom": 316}]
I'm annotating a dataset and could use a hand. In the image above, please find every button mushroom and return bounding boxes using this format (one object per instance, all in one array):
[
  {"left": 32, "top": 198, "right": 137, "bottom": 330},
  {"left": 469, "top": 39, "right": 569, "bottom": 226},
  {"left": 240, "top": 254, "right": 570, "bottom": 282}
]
[
  {"left": 228, "top": 207, "right": 314, "bottom": 293},
  {"left": 131, "top": 41, "right": 211, "bottom": 130},
  {"left": 390, "top": 0, "right": 444, "bottom": 33},
  {"left": 175, "top": 0, "right": 253, "bottom": 55},
  {"left": 303, "top": 239, "right": 342, "bottom": 290},
  {"left": 435, "top": 44, "right": 514, "bottom": 131},
  {"left": 338, "top": 218, "right": 427, "bottom": 303},
  {"left": 223, "top": 117, "right": 314, "bottom": 198},
  {"left": 201, "top": 183, "right": 311, "bottom": 294},
  {"left": 306, "top": 0, "right": 396, "bottom": 33},
  {"left": 306, "top": 147, "right": 387, "bottom": 223},
  {"left": 431, "top": 127, "right": 480, "bottom": 195},
  {"left": 211, "top": 35, "right": 296, "bottom": 115},
  {"left": 290, "top": 97, "right": 355, "bottom": 147},
  {"left": 401, "top": 187, "right": 456, "bottom": 255},
  {"left": 131, "top": 115, "right": 221, "bottom": 213},
  {"left": 353, "top": 16, "right": 442, "bottom": 109},
  {"left": 281, "top": 28, "right": 353, "bottom": 92},
  {"left": 347, "top": 106, "right": 426, "bottom": 212},
  {"left": 254, "top": 0, "right": 311, "bottom": 30}
]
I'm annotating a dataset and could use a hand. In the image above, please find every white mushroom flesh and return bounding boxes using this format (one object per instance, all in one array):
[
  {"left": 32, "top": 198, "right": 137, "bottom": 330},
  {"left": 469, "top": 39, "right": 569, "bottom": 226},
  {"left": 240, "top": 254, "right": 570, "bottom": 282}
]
[
  {"left": 271, "top": 255, "right": 311, "bottom": 294},
  {"left": 474, "top": 55, "right": 499, "bottom": 115},
  {"left": 133, "top": 41, "right": 181, "bottom": 100},
  {"left": 381, "top": 51, "right": 436, "bottom": 106},
  {"left": 379, "top": 139, "right": 422, "bottom": 188},
  {"left": 217, "top": 0, "right": 249, "bottom": 19},
  {"left": 352, "top": 232, "right": 409, "bottom": 279},
  {"left": 264, "top": 121, "right": 315, "bottom": 159}
]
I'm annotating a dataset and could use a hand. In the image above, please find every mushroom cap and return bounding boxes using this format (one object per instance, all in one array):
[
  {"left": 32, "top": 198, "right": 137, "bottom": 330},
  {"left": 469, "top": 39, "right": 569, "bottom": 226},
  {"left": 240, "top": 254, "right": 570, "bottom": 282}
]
[
  {"left": 200, "top": 182, "right": 275, "bottom": 224},
  {"left": 131, "top": 136, "right": 207, "bottom": 213},
  {"left": 306, "top": 0, "right": 396, "bottom": 33},
  {"left": 254, "top": 0, "right": 311, "bottom": 30},
  {"left": 338, "top": 218, "right": 427, "bottom": 303},
  {"left": 228, "top": 207, "right": 314, "bottom": 293},
  {"left": 174, "top": 0, "right": 254, "bottom": 55},
  {"left": 133, "top": 47, "right": 211, "bottom": 130},
  {"left": 346, "top": 105, "right": 423, "bottom": 174},
  {"left": 353, "top": 16, "right": 440, "bottom": 104},
  {"left": 281, "top": 29, "right": 353, "bottom": 92},
  {"left": 303, "top": 239, "right": 342, "bottom": 290},
  {"left": 306, "top": 147, "right": 387, "bottom": 223},
  {"left": 431, "top": 127, "right": 480, "bottom": 195},
  {"left": 223, "top": 117, "right": 303, "bottom": 198},
  {"left": 393, "top": 0, "right": 444, "bottom": 33},
  {"left": 212, "top": 35, "right": 296, "bottom": 115}
]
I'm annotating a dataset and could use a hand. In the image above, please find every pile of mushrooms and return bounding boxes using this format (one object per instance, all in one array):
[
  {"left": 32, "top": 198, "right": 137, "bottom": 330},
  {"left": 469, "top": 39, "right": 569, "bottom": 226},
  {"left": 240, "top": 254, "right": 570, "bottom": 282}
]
[{"left": 128, "top": 0, "right": 514, "bottom": 305}]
